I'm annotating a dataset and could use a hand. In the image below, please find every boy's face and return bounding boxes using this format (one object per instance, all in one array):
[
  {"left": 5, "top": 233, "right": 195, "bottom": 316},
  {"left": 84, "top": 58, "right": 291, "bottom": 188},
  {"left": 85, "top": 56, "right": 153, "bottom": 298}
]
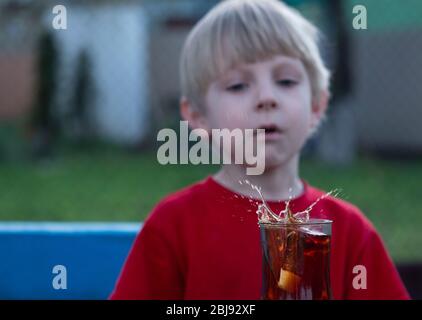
[{"left": 199, "top": 54, "right": 326, "bottom": 170}]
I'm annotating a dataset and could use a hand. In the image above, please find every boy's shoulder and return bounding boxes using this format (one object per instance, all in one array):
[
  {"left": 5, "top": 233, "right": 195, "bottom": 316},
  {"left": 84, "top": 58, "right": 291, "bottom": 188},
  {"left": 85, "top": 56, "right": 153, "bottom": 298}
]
[
  {"left": 143, "top": 177, "right": 211, "bottom": 226},
  {"left": 157, "top": 177, "right": 210, "bottom": 208}
]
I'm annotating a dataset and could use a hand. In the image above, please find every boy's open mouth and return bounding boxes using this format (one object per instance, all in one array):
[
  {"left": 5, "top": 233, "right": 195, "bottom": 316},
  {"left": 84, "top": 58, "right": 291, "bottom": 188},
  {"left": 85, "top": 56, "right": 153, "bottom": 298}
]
[
  {"left": 258, "top": 124, "right": 282, "bottom": 135},
  {"left": 255, "top": 124, "right": 283, "bottom": 139}
]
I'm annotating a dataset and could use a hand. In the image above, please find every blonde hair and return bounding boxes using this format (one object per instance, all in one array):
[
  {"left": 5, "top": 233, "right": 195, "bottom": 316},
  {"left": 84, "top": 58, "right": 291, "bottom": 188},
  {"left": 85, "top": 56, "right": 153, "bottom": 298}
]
[{"left": 180, "top": 0, "right": 330, "bottom": 110}]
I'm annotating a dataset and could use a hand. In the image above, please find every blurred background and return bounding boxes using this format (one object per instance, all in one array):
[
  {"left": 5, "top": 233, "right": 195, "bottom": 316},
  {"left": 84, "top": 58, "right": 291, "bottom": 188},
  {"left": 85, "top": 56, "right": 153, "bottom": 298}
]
[{"left": 0, "top": 0, "right": 421, "bottom": 298}]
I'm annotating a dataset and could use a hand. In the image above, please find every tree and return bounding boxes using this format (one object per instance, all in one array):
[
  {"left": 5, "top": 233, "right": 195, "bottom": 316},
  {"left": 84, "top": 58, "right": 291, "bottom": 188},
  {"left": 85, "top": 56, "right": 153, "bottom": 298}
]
[
  {"left": 28, "top": 30, "right": 60, "bottom": 160},
  {"left": 68, "top": 49, "right": 95, "bottom": 145}
]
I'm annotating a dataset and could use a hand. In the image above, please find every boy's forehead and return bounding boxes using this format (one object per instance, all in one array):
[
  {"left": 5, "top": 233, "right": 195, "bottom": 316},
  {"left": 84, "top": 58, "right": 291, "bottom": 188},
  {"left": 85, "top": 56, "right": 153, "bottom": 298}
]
[{"left": 219, "top": 54, "right": 304, "bottom": 77}]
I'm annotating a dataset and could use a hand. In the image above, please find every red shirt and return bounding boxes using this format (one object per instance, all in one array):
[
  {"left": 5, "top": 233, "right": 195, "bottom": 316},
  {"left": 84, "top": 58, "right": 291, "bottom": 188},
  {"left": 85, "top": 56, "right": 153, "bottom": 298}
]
[{"left": 110, "top": 177, "right": 410, "bottom": 300}]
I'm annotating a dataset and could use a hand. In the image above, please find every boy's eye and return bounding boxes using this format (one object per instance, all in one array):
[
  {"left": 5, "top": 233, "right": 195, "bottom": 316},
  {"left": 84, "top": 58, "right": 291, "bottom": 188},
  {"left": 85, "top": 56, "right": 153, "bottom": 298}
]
[
  {"left": 277, "top": 79, "right": 297, "bottom": 87},
  {"left": 226, "top": 83, "right": 248, "bottom": 92}
]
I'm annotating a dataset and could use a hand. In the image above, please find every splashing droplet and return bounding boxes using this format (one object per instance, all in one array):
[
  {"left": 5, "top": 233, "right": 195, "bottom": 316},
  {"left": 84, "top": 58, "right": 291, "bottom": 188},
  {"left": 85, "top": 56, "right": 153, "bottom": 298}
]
[{"left": 244, "top": 180, "right": 340, "bottom": 224}]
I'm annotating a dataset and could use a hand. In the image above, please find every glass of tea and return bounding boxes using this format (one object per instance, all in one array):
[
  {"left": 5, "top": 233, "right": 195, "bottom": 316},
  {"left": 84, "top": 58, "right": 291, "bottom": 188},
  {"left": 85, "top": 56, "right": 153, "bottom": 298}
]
[{"left": 259, "top": 219, "right": 332, "bottom": 300}]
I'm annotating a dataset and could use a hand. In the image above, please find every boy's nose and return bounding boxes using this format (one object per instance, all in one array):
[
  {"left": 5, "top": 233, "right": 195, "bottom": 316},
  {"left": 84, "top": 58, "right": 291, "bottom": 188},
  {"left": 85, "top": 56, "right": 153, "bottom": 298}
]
[{"left": 256, "top": 98, "right": 278, "bottom": 111}]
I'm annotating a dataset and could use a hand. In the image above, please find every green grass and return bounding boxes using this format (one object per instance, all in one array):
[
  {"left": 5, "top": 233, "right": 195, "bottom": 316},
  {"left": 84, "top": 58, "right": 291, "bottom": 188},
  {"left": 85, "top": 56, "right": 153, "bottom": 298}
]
[
  {"left": 0, "top": 146, "right": 421, "bottom": 262},
  {"left": 301, "top": 156, "right": 422, "bottom": 262},
  {"left": 0, "top": 149, "right": 216, "bottom": 222}
]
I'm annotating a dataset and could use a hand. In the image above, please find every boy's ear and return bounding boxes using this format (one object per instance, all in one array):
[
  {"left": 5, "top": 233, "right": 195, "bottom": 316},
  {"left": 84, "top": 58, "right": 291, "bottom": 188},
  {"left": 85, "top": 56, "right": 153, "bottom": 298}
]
[
  {"left": 180, "top": 96, "right": 210, "bottom": 132},
  {"left": 309, "top": 90, "right": 329, "bottom": 134}
]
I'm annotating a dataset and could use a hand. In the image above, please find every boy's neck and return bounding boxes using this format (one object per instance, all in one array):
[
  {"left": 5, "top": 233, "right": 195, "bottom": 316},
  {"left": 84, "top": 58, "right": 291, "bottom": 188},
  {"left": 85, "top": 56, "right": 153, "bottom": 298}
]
[{"left": 213, "top": 154, "right": 304, "bottom": 202}]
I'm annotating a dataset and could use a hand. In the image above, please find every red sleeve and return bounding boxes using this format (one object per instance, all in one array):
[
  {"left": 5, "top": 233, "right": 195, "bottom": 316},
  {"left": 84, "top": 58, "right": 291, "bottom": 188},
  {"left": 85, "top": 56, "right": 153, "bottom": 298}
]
[
  {"left": 109, "top": 222, "right": 185, "bottom": 300},
  {"left": 346, "top": 229, "right": 410, "bottom": 300}
]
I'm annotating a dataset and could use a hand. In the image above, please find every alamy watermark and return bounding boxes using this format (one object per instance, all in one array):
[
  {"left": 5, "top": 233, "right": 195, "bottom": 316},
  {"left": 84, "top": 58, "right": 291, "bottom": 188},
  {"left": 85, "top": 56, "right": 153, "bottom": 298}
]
[
  {"left": 352, "top": 265, "right": 367, "bottom": 290},
  {"left": 52, "top": 5, "right": 67, "bottom": 30},
  {"left": 157, "top": 121, "right": 266, "bottom": 175},
  {"left": 352, "top": 5, "right": 367, "bottom": 30},
  {"left": 52, "top": 264, "right": 67, "bottom": 290}
]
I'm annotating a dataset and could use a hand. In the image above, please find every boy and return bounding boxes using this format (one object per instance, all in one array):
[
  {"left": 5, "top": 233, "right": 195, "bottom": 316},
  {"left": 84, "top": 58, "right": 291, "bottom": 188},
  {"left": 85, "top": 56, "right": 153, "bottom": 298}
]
[{"left": 110, "top": 0, "right": 409, "bottom": 299}]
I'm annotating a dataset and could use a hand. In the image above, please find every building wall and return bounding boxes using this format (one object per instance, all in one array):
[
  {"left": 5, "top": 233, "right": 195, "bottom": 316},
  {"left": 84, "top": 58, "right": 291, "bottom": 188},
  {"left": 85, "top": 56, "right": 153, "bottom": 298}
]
[
  {"left": 352, "top": 30, "right": 422, "bottom": 152},
  {"left": 149, "top": 24, "right": 191, "bottom": 129},
  {"left": 51, "top": 3, "right": 150, "bottom": 145},
  {"left": 0, "top": 53, "right": 35, "bottom": 120},
  {"left": 0, "top": 3, "right": 42, "bottom": 122}
]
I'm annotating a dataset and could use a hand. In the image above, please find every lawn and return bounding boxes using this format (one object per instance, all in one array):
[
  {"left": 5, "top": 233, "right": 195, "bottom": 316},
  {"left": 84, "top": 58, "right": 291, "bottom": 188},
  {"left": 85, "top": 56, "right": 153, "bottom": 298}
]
[{"left": 0, "top": 144, "right": 421, "bottom": 262}]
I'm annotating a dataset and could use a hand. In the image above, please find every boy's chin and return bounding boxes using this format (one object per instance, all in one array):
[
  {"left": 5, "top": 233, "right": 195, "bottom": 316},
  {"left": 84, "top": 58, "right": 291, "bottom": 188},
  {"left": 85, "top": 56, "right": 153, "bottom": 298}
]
[
  {"left": 263, "top": 151, "right": 292, "bottom": 169},
  {"left": 241, "top": 153, "right": 292, "bottom": 176}
]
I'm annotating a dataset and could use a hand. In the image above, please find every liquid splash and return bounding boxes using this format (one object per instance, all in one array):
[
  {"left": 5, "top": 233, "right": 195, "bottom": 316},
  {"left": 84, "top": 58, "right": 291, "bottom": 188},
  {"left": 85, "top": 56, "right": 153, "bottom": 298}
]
[{"left": 242, "top": 180, "right": 341, "bottom": 224}]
